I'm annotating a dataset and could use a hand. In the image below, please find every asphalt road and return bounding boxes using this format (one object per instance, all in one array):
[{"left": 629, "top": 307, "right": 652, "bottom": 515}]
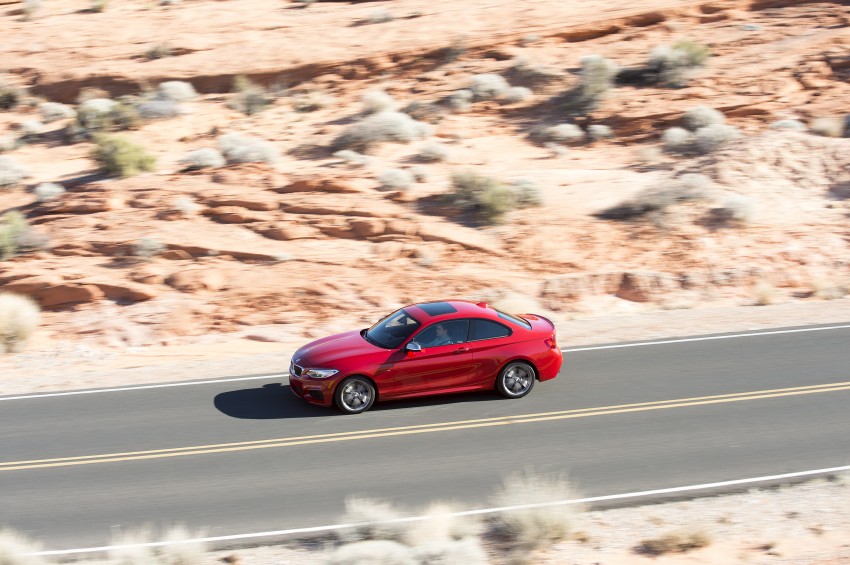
[{"left": 1, "top": 324, "right": 849, "bottom": 550}]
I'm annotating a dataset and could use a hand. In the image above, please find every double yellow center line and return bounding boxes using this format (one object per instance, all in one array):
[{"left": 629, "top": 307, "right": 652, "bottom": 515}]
[{"left": 3, "top": 381, "right": 849, "bottom": 472}]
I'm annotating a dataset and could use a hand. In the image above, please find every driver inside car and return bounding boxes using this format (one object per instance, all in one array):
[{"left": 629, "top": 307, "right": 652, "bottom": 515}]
[{"left": 419, "top": 323, "right": 453, "bottom": 348}]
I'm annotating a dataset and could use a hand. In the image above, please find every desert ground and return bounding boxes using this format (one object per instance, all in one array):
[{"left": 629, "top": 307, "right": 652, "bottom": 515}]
[{"left": 1, "top": 0, "right": 849, "bottom": 563}]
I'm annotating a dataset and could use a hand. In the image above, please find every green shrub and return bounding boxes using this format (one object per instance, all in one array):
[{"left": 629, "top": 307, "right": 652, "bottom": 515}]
[
  {"left": 91, "top": 134, "right": 156, "bottom": 177},
  {"left": 560, "top": 55, "right": 617, "bottom": 115},
  {"left": 229, "top": 76, "right": 271, "bottom": 115},
  {"left": 0, "top": 211, "right": 29, "bottom": 259},
  {"left": 447, "top": 171, "right": 516, "bottom": 224}
]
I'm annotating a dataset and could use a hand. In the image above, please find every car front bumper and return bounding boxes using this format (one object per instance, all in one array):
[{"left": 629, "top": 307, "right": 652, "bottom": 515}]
[{"left": 288, "top": 372, "right": 335, "bottom": 407}]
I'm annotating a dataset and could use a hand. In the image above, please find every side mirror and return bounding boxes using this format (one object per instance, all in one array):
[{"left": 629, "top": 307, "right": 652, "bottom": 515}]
[{"left": 405, "top": 342, "right": 422, "bottom": 353}]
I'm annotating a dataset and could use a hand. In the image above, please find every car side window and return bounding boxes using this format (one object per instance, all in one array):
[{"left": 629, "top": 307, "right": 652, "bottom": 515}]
[
  {"left": 470, "top": 318, "right": 511, "bottom": 341},
  {"left": 412, "top": 319, "right": 470, "bottom": 349}
]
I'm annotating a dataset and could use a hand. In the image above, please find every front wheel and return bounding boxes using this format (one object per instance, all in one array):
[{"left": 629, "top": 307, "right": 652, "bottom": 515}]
[
  {"left": 334, "top": 377, "right": 376, "bottom": 414},
  {"left": 496, "top": 361, "right": 535, "bottom": 399}
]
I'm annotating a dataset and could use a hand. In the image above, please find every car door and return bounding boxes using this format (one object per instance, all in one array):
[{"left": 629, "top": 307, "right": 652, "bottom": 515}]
[
  {"left": 465, "top": 318, "right": 514, "bottom": 387},
  {"left": 388, "top": 319, "right": 474, "bottom": 397}
]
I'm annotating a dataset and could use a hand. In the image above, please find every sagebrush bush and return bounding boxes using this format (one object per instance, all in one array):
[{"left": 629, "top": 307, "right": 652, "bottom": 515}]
[
  {"left": 503, "top": 86, "right": 533, "bottom": 104},
  {"left": 0, "top": 156, "right": 27, "bottom": 188},
  {"left": 512, "top": 178, "right": 543, "bottom": 207},
  {"left": 229, "top": 76, "right": 271, "bottom": 115},
  {"left": 378, "top": 168, "right": 414, "bottom": 191},
  {"left": 490, "top": 469, "right": 585, "bottom": 550},
  {"left": 587, "top": 124, "right": 613, "bottom": 141},
  {"left": 39, "top": 102, "right": 76, "bottom": 123},
  {"left": 158, "top": 525, "right": 206, "bottom": 565},
  {"left": 179, "top": 148, "right": 225, "bottom": 171},
  {"left": 447, "top": 171, "right": 516, "bottom": 224},
  {"left": 331, "top": 111, "right": 432, "bottom": 153},
  {"left": 0, "top": 527, "right": 47, "bottom": 565},
  {"left": 683, "top": 106, "right": 725, "bottom": 131},
  {"left": 0, "top": 294, "right": 40, "bottom": 354},
  {"left": 91, "top": 134, "right": 156, "bottom": 177},
  {"left": 18, "top": 120, "right": 43, "bottom": 142},
  {"left": 662, "top": 126, "right": 694, "bottom": 154},
  {"left": 34, "top": 182, "right": 65, "bottom": 202},
  {"left": 711, "top": 194, "right": 755, "bottom": 226},
  {"left": 403, "top": 503, "right": 483, "bottom": 547},
  {"left": 76, "top": 98, "right": 140, "bottom": 133},
  {"left": 649, "top": 40, "right": 710, "bottom": 87},
  {"left": 400, "top": 101, "right": 446, "bottom": 123},
  {"left": 333, "top": 149, "right": 372, "bottom": 166},
  {"left": 0, "top": 211, "right": 29, "bottom": 259},
  {"left": 157, "top": 81, "right": 197, "bottom": 102},
  {"left": 770, "top": 119, "right": 806, "bottom": 131},
  {"left": 469, "top": 73, "right": 510, "bottom": 101},
  {"left": 536, "top": 123, "right": 585, "bottom": 145},
  {"left": 145, "top": 42, "right": 173, "bottom": 60},
  {"left": 509, "top": 57, "right": 564, "bottom": 90},
  {"left": 417, "top": 140, "right": 448, "bottom": 162},
  {"left": 445, "top": 89, "right": 473, "bottom": 113},
  {"left": 598, "top": 173, "right": 711, "bottom": 220},
  {"left": 292, "top": 90, "right": 332, "bottom": 113},
  {"left": 560, "top": 55, "right": 617, "bottom": 115},
  {"left": 137, "top": 99, "right": 183, "bottom": 120},
  {"left": 217, "top": 133, "right": 279, "bottom": 164},
  {"left": 367, "top": 10, "right": 394, "bottom": 24},
  {"left": 693, "top": 123, "right": 740, "bottom": 154},
  {"left": 361, "top": 90, "right": 396, "bottom": 114},
  {"left": 636, "top": 531, "right": 711, "bottom": 555}
]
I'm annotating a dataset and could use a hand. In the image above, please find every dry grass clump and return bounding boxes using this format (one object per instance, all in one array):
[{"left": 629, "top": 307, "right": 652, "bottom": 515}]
[
  {"left": 693, "top": 123, "right": 741, "bottom": 154},
  {"left": 91, "top": 134, "right": 156, "bottom": 177},
  {"left": 109, "top": 525, "right": 205, "bottom": 565},
  {"left": 619, "top": 39, "right": 709, "bottom": 87},
  {"left": 598, "top": 173, "right": 712, "bottom": 220},
  {"left": 635, "top": 530, "right": 711, "bottom": 555},
  {"left": 403, "top": 502, "right": 483, "bottom": 547},
  {"left": 179, "top": 148, "right": 225, "bottom": 171},
  {"left": 71, "top": 98, "right": 141, "bottom": 140},
  {"left": 753, "top": 280, "right": 781, "bottom": 306},
  {"left": 331, "top": 111, "right": 432, "bottom": 153},
  {"left": 0, "top": 293, "right": 41, "bottom": 354},
  {"left": 534, "top": 123, "right": 585, "bottom": 145},
  {"left": 511, "top": 178, "right": 543, "bottom": 207},
  {"left": 0, "top": 156, "right": 28, "bottom": 188},
  {"left": 587, "top": 124, "right": 613, "bottom": 141},
  {"left": 217, "top": 133, "right": 279, "bottom": 164},
  {"left": 0, "top": 527, "right": 47, "bottom": 565},
  {"left": 683, "top": 106, "right": 725, "bottom": 130},
  {"left": 145, "top": 42, "right": 174, "bottom": 61},
  {"left": 21, "top": 0, "right": 43, "bottom": 20},
  {"left": 445, "top": 89, "right": 474, "bottom": 113},
  {"left": 339, "top": 497, "right": 408, "bottom": 542},
  {"left": 157, "top": 81, "right": 197, "bottom": 102},
  {"left": 0, "top": 211, "right": 48, "bottom": 259},
  {"left": 292, "top": 90, "right": 333, "bottom": 113},
  {"left": 469, "top": 73, "right": 510, "bottom": 101},
  {"left": 490, "top": 469, "right": 585, "bottom": 551},
  {"left": 664, "top": 107, "right": 739, "bottom": 155},
  {"left": 709, "top": 194, "right": 755, "bottom": 227}
]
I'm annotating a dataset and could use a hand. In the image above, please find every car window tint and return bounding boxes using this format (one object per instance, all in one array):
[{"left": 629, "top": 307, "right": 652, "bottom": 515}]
[
  {"left": 365, "top": 308, "right": 421, "bottom": 349},
  {"left": 496, "top": 309, "right": 532, "bottom": 329},
  {"left": 470, "top": 319, "right": 511, "bottom": 341},
  {"left": 412, "top": 319, "right": 470, "bottom": 349}
]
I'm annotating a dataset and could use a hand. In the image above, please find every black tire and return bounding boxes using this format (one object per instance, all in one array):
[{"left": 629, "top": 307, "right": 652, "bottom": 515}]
[
  {"left": 334, "top": 377, "right": 376, "bottom": 414},
  {"left": 496, "top": 361, "right": 536, "bottom": 399}
]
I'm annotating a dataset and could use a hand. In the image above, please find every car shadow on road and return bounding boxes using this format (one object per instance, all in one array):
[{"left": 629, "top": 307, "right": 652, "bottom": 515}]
[{"left": 214, "top": 383, "right": 334, "bottom": 419}]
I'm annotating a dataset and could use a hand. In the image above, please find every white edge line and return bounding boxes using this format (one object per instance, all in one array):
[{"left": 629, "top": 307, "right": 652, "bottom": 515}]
[
  {"left": 0, "top": 375, "right": 289, "bottom": 402},
  {"left": 561, "top": 324, "right": 850, "bottom": 352},
  {"left": 3, "top": 324, "right": 850, "bottom": 402},
  {"left": 27, "top": 464, "right": 850, "bottom": 557}
]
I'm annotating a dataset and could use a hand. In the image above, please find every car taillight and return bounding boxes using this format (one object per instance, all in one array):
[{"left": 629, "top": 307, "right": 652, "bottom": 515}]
[{"left": 544, "top": 333, "right": 557, "bottom": 349}]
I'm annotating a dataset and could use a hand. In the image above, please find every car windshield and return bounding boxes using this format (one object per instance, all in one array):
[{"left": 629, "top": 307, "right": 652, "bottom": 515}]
[{"left": 364, "top": 308, "right": 421, "bottom": 349}]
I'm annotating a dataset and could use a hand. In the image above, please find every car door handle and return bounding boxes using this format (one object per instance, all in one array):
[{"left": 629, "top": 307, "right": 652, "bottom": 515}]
[{"left": 454, "top": 347, "right": 469, "bottom": 354}]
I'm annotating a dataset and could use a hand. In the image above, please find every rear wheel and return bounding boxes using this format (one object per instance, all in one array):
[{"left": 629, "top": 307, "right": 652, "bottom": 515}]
[
  {"left": 334, "top": 377, "right": 376, "bottom": 414},
  {"left": 496, "top": 361, "right": 535, "bottom": 399}
]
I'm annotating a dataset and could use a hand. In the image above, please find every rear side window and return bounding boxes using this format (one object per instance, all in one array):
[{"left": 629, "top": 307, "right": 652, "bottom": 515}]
[{"left": 470, "top": 319, "right": 511, "bottom": 341}]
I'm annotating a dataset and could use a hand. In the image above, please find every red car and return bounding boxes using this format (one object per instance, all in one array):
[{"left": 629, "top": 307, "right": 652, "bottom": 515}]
[{"left": 288, "top": 300, "right": 562, "bottom": 414}]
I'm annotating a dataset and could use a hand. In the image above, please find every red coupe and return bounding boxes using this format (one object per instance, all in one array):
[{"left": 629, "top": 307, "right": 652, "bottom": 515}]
[{"left": 288, "top": 300, "right": 562, "bottom": 414}]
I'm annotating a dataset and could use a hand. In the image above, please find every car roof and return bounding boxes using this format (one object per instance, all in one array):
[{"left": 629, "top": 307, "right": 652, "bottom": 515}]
[{"left": 406, "top": 300, "right": 497, "bottom": 323}]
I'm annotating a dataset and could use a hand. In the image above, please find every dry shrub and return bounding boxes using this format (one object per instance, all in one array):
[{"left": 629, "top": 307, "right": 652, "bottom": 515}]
[
  {"left": 447, "top": 171, "right": 516, "bottom": 224},
  {"left": 39, "top": 102, "right": 76, "bottom": 123},
  {"left": 217, "top": 133, "right": 279, "bottom": 164},
  {"left": 683, "top": 106, "right": 725, "bottom": 131},
  {"left": 325, "top": 540, "right": 414, "bottom": 565},
  {"left": 635, "top": 530, "right": 711, "bottom": 555},
  {"left": 158, "top": 525, "right": 206, "bottom": 565},
  {"left": 400, "top": 101, "right": 446, "bottom": 124},
  {"left": 403, "top": 503, "right": 483, "bottom": 547},
  {"left": 179, "top": 148, "right": 225, "bottom": 171},
  {"left": 710, "top": 194, "right": 755, "bottom": 226},
  {"left": 417, "top": 140, "right": 448, "bottom": 162},
  {"left": 469, "top": 73, "right": 510, "bottom": 101},
  {"left": 34, "top": 183, "right": 65, "bottom": 202},
  {"left": 0, "top": 156, "right": 27, "bottom": 188},
  {"left": 333, "top": 149, "right": 372, "bottom": 167},
  {"left": 753, "top": 280, "right": 780, "bottom": 306},
  {"left": 0, "top": 211, "right": 46, "bottom": 259},
  {"left": 0, "top": 293, "right": 41, "bottom": 354},
  {"left": 809, "top": 277, "right": 849, "bottom": 300},
  {"left": 490, "top": 469, "right": 585, "bottom": 550},
  {"left": 331, "top": 111, "right": 432, "bottom": 153},
  {"left": 361, "top": 90, "right": 396, "bottom": 114},
  {"left": 340, "top": 497, "right": 407, "bottom": 542},
  {"left": 598, "top": 173, "right": 711, "bottom": 220},
  {"left": 229, "top": 76, "right": 271, "bottom": 115},
  {"left": 0, "top": 528, "right": 46, "bottom": 565},
  {"left": 156, "top": 81, "right": 196, "bottom": 102},
  {"left": 410, "top": 538, "right": 489, "bottom": 565},
  {"left": 560, "top": 55, "right": 618, "bottom": 115},
  {"left": 809, "top": 117, "right": 844, "bottom": 138},
  {"left": 378, "top": 169, "right": 414, "bottom": 191},
  {"left": 662, "top": 127, "right": 693, "bottom": 154},
  {"left": 693, "top": 123, "right": 741, "bottom": 154},
  {"left": 109, "top": 526, "right": 205, "bottom": 565}
]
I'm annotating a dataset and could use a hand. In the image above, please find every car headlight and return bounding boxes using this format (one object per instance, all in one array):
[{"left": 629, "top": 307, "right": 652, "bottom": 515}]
[{"left": 303, "top": 368, "right": 339, "bottom": 379}]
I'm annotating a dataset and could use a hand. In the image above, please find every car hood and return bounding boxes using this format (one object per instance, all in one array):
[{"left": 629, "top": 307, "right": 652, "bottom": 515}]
[{"left": 293, "top": 329, "right": 384, "bottom": 368}]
